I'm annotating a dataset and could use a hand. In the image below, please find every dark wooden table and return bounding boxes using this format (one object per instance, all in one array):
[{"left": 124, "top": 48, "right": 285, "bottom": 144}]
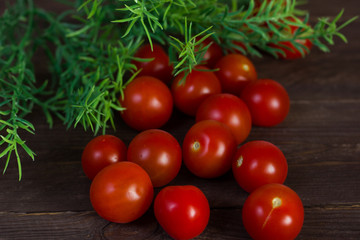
[{"left": 1, "top": 1, "right": 359, "bottom": 239}]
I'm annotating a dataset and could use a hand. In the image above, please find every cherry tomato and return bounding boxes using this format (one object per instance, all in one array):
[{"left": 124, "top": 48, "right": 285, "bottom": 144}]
[
  {"left": 232, "top": 140, "right": 288, "bottom": 193},
  {"left": 171, "top": 66, "right": 222, "bottom": 116},
  {"left": 270, "top": 38, "right": 313, "bottom": 60},
  {"left": 90, "top": 162, "right": 154, "bottom": 223},
  {"left": 232, "top": 41, "right": 247, "bottom": 54},
  {"left": 132, "top": 43, "right": 173, "bottom": 84},
  {"left": 119, "top": 76, "right": 173, "bottom": 131},
  {"left": 196, "top": 37, "right": 223, "bottom": 68},
  {"left": 81, "top": 135, "right": 127, "bottom": 180},
  {"left": 242, "top": 183, "right": 304, "bottom": 240},
  {"left": 154, "top": 185, "right": 210, "bottom": 240},
  {"left": 182, "top": 120, "right": 237, "bottom": 178},
  {"left": 214, "top": 54, "right": 257, "bottom": 95},
  {"left": 196, "top": 93, "right": 252, "bottom": 144},
  {"left": 127, "top": 129, "right": 182, "bottom": 187},
  {"left": 240, "top": 79, "right": 290, "bottom": 127},
  {"left": 269, "top": 17, "right": 313, "bottom": 60},
  {"left": 271, "top": 39, "right": 313, "bottom": 60}
]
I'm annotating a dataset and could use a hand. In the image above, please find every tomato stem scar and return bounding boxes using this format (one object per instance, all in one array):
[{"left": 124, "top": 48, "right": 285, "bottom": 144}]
[
  {"left": 242, "top": 64, "right": 250, "bottom": 71},
  {"left": 236, "top": 155, "right": 243, "bottom": 168},
  {"left": 192, "top": 141, "right": 200, "bottom": 152},
  {"left": 272, "top": 197, "right": 282, "bottom": 208},
  {"left": 262, "top": 197, "right": 282, "bottom": 230}
]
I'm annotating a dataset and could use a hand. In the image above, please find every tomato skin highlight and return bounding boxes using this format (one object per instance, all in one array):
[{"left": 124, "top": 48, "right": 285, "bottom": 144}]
[
  {"left": 240, "top": 79, "right": 290, "bottom": 127},
  {"left": 90, "top": 162, "right": 154, "bottom": 223},
  {"left": 171, "top": 66, "right": 222, "bottom": 116},
  {"left": 81, "top": 135, "right": 127, "bottom": 180},
  {"left": 196, "top": 93, "right": 252, "bottom": 144},
  {"left": 132, "top": 43, "right": 173, "bottom": 84},
  {"left": 242, "top": 183, "right": 304, "bottom": 240},
  {"left": 119, "top": 76, "right": 173, "bottom": 131},
  {"left": 154, "top": 185, "right": 210, "bottom": 240},
  {"left": 182, "top": 120, "right": 237, "bottom": 178},
  {"left": 232, "top": 140, "right": 288, "bottom": 193},
  {"left": 215, "top": 54, "right": 257, "bottom": 95},
  {"left": 127, "top": 129, "right": 182, "bottom": 187}
]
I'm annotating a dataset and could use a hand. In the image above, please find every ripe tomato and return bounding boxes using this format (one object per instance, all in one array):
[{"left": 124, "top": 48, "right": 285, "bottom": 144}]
[
  {"left": 132, "top": 43, "right": 173, "bottom": 84},
  {"left": 196, "top": 93, "right": 252, "bottom": 144},
  {"left": 171, "top": 66, "right": 222, "bottom": 116},
  {"left": 270, "top": 38, "right": 313, "bottom": 60},
  {"left": 240, "top": 79, "right": 290, "bottom": 127},
  {"left": 127, "top": 129, "right": 182, "bottom": 187},
  {"left": 90, "top": 162, "right": 154, "bottom": 223},
  {"left": 232, "top": 40, "right": 247, "bottom": 54},
  {"left": 154, "top": 185, "right": 210, "bottom": 240},
  {"left": 196, "top": 37, "right": 223, "bottom": 68},
  {"left": 269, "top": 17, "right": 313, "bottom": 60},
  {"left": 242, "top": 183, "right": 304, "bottom": 240},
  {"left": 182, "top": 120, "right": 237, "bottom": 178},
  {"left": 232, "top": 140, "right": 288, "bottom": 193},
  {"left": 119, "top": 76, "right": 173, "bottom": 131},
  {"left": 81, "top": 135, "right": 127, "bottom": 180},
  {"left": 214, "top": 54, "right": 257, "bottom": 95}
]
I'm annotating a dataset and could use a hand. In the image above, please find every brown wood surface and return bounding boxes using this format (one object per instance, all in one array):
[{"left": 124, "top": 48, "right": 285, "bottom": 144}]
[{"left": 1, "top": 1, "right": 360, "bottom": 239}]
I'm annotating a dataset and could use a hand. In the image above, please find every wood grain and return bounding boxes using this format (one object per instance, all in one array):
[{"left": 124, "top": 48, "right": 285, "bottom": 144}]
[
  {"left": 1, "top": 0, "right": 360, "bottom": 239},
  {"left": 1, "top": 207, "right": 359, "bottom": 240}
]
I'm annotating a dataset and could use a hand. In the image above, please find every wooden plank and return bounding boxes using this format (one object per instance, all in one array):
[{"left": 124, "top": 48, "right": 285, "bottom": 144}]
[
  {"left": 305, "top": 0, "right": 360, "bottom": 19},
  {"left": 0, "top": 127, "right": 352, "bottom": 223},
  {"left": 0, "top": 100, "right": 359, "bottom": 212},
  {"left": 0, "top": 158, "right": 358, "bottom": 211},
  {"left": 0, "top": 206, "right": 359, "bottom": 240}
]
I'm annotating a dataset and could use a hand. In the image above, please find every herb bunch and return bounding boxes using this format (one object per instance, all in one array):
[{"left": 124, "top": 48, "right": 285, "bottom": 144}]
[{"left": 0, "top": 0, "right": 357, "bottom": 180}]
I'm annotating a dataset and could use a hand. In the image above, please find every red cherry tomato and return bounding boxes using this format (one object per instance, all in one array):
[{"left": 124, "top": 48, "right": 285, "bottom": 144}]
[
  {"left": 269, "top": 17, "right": 313, "bottom": 60},
  {"left": 196, "top": 37, "right": 223, "bottom": 68},
  {"left": 232, "top": 140, "right": 288, "bottom": 193},
  {"left": 232, "top": 40, "right": 247, "bottom": 54},
  {"left": 132, "top": 43, "right": 173, "bottom": 84},
  {"left": 171, "top": 66, "right": 222, "bottom": 116},
  {"left": 90, "top": 162, "right": 154, "bottom": 223},
  {"left": 182, "top": 120, "right": 237, "bottom": 178},
  {"left": 154, "top": 185, "right": 210, "bottom": 240},
  {"left": 242, "top": 184, "right": 304, "bottom": 240},
  {"left": 271, "top": 39, "right": 313, "bottom": 60},
  {"left": 196, "top": 93, "right": 252, "bottom": 144},
  {"left": 127, "top": 129, "right": 182, "bottom": 187},
  {"left": 119, "top": 76, "right": 173, "bottom": 131},
  {"left": 240, "top": 79, "right": 290, "bottom": 127},
  {"left": 214, "top": 54, "right": 257, "bottom": 95},
  {"left": 81, "top": 135, "right": 127, "bottom": 180}
]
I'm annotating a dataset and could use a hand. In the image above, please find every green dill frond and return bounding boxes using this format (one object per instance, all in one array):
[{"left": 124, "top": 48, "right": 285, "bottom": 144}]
[{"left": 169, "top": 18, "right": 214, "bottom": 80}]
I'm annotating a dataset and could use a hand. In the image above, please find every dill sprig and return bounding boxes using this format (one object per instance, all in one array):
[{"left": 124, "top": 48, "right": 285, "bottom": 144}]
[
  {"left": 1, "top": 0, "right": 40, "bottom": 180},
  {"left": 0, "top": 0, "right": 357, "bottom": 180},
  {"left": 169, "top": 18, "right": 214, "bottom": 78},
  {"left": 33, "top": 0, "right": 144, "bottom": 134}
]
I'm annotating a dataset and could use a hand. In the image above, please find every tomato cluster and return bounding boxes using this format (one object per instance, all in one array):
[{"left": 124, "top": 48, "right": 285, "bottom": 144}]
[{"left": 81, "top": 38, "right": 305, "bottom": 239}]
